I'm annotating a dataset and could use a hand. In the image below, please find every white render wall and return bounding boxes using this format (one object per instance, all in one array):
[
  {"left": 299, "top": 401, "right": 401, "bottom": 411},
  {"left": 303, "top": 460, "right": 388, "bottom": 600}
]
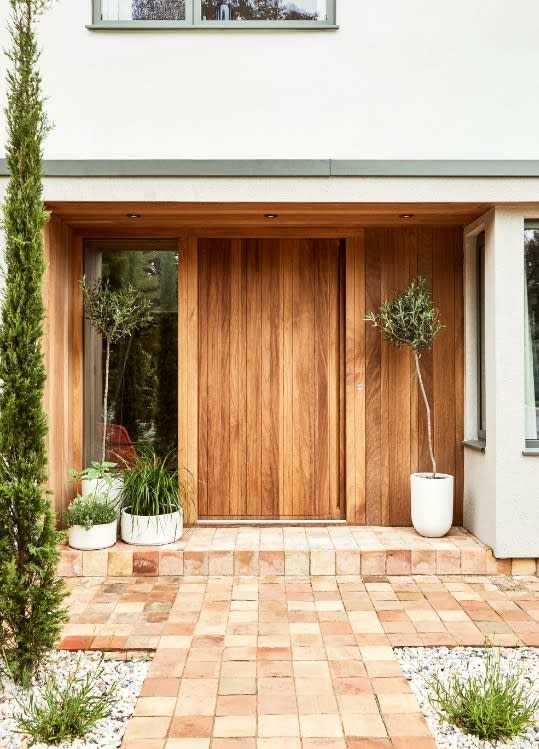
[
  {"left": 1, "top": 1, "right": 539, "bottom": 159},
  {"left": 464, "top": 207, "right": 539, "bottom": 559}
]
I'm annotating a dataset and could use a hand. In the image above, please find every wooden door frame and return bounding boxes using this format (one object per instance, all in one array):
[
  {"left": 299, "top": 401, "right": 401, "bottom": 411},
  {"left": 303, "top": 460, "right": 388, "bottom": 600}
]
[{"left": 178, "top": 229, "right": 365, "bottom": 525}]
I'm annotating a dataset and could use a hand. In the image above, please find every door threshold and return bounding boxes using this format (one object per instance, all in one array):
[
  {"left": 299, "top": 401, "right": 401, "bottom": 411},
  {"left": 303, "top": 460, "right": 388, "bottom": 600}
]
[{"left": 197, "top": 519, "right": 347, "bottom": 526}]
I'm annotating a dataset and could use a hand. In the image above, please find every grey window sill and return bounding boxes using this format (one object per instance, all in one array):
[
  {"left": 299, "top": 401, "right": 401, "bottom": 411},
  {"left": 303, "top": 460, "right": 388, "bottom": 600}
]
[
  {"left": 461, "top": 439, "right": 486, "bottom": 453},
  {"left": 87, "top": 22, "right": 339, "bottom": 30},
  {"left": 522, "top": 448, "right": 539, "bottom": 456}
]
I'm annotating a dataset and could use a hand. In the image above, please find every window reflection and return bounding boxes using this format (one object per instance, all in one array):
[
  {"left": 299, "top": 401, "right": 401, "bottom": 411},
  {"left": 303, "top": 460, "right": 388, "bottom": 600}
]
[
  {"left": 525, "top": 229, "right": 539, "bottom": 441},
  {"left": 84, "top": 246, "right": 178, "bottom": 463}
]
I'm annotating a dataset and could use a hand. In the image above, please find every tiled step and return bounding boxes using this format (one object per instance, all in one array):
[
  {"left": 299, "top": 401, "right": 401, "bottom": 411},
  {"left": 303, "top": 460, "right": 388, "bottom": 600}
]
[{"left": 58, "top": 526, "right": 539, "bottom": 577}]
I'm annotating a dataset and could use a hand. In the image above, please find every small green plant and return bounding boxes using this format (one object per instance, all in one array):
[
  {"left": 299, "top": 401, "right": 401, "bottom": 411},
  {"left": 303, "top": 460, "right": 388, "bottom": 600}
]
[
  {"left": 426, "top": 648, "right": 539, "bottom": 743},
  {"left": 14, "top": 659, "right": 116, "bottom": 746},
  {"left": 67, "top": 460, "right": 118, "bottom": 485},
  {"left": 121, "top": 449, "right": 191, "bottom": 517},
  {"left": 366, "top": 276, "right": 444, "bottom": 477},
  {"left": 62, "top": 494, "right": 117, "bottom": 530},
  {"left": 81, "top": 276, "right": 153, "bottom": 465}
]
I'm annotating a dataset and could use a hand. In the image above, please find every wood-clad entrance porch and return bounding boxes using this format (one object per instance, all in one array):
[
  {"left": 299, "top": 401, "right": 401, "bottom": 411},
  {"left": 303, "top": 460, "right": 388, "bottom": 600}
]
[{"left": 42, "top": 201, "right": 486, "bottom": 526}]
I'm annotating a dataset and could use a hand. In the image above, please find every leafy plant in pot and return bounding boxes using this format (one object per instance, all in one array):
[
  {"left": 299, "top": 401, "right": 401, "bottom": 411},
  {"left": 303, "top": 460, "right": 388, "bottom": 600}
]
[
  {"left": 366, "top": 276, "right": 453, "bottom": 537},
  {"left": 62, "top": 494, "right": 118, "bottom": 550},
  {"left": 120, "top": 450, "right": 191, "bottom": 545},
  {"left": 68, "top": 461, "right": 122, "bottom": 503}
]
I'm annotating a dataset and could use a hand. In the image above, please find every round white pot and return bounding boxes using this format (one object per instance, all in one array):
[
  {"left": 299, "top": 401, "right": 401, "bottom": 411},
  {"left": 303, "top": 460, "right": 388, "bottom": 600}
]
[
  {"left": 82, "top": 476, "right": 124, "bottom": 504},
  {"left": 68, "top": 519, "right": 118, "bottom": 550},
  {"left": 411, "top": 472, "right": 454, "bottom": 538},
  {"left": 120, "top": 508, "right": 183, "bottom": 546}
]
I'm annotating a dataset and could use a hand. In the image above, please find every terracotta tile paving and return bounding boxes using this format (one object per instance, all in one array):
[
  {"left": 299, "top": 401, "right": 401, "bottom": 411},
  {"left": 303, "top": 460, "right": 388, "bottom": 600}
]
[
  {"left": 56, "top": 573, "right": 539, "bottom": 747},
  {"left": 57, "top": 526, "right": 539, "bottom": 578}
]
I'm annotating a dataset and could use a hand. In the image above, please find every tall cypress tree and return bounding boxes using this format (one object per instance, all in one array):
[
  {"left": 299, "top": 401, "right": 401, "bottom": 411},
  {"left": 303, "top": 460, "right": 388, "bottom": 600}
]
[{"left": 0, "top": 0, "right": 66, "bottom": 686}]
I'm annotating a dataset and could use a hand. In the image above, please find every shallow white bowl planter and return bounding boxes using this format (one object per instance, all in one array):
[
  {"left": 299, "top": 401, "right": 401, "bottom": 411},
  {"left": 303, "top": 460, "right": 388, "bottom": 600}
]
[
  {"left": 82, "top": 475, "right": 124, "bottom": 503},
  {"left": 410, "top": 472, "right": 454, "bottom": 538},
  {"left": 121, "top": 508, "right": 183, "bottom": 545},
  {"left": 68, "top": 519, "right": 118, "bottom": 550}
]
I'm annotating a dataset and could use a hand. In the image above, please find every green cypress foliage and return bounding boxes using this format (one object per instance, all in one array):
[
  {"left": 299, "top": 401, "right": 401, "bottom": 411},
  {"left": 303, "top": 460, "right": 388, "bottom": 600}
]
[{"left": 0, "top": 0, "right": 67, "bottom": 686}]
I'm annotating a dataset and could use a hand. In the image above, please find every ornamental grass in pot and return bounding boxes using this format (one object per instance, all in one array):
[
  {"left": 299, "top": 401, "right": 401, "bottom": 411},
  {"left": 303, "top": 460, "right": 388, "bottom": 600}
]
[
  {"left": 366, "top": 276, "right": 453, "bottom": 537},
  {"left": 63, "top": 494, "right": 118, "bottom": 550},
  {"left": 120, "top": 449, "right": 190, "bottom": 545}
]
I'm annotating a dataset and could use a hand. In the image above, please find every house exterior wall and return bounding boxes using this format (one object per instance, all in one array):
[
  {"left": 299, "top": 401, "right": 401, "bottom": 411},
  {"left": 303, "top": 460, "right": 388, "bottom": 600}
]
[
  {"left": 1, "top": 0, "right": 539, "bottom": 552},
  {"left": 0, "top": 1, "right": 539, "bottom": 160},
  {"left": 464, "top": 207, "right": 539, "bottom": 559}
]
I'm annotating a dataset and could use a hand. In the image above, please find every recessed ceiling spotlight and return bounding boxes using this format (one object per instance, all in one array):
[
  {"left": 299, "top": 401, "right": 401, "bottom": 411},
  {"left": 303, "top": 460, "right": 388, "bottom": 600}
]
[
  {"left": 126, "top": 213, "right": 141, "bottom": 219},
  {"left": 400, "top": 213, "right": 415, "bottom": 219},
  {"left": 264, "top": 213, "right": 279, "bottom": 219}
]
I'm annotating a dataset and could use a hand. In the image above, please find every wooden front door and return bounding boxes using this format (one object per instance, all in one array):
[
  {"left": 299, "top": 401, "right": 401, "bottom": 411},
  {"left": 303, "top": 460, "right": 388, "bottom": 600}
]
[{"left": 197, "top": 238, "right": 344, "bottom": 519}]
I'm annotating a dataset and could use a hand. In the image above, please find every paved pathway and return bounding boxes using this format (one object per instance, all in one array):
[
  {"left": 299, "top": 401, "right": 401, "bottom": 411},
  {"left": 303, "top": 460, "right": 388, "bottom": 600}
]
[{"left": 59, "top": 574, "right": 539, "bottom": 748}]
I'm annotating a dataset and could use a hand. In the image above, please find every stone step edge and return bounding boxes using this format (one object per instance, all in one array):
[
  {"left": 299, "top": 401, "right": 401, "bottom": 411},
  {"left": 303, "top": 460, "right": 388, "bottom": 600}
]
[{"left": 57, "top": 546, "right": 539, "bottom": 578}]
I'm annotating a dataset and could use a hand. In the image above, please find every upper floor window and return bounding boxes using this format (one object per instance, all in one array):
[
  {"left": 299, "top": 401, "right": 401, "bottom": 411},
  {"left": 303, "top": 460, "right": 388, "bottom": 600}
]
[{"left": 96, "top": 0, "right": 336, "bottom": 26}]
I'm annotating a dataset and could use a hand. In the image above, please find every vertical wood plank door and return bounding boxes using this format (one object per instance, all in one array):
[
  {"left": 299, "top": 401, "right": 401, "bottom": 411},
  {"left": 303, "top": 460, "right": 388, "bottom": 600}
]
[{"left": 197, "top": 237, "right": 344, "bottom": 520}]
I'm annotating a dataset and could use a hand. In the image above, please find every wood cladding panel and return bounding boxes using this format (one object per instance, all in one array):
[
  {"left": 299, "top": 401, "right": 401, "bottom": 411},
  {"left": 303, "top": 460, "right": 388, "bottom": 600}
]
[
  {"left": 43, "top": 215, "right": 83, "bottom": 514},
  {"left": 364, "top": 228, "right": 464, "bottom": 526},
  {"left": 198, "top": 237, "right": 342, "bottom": 519}
]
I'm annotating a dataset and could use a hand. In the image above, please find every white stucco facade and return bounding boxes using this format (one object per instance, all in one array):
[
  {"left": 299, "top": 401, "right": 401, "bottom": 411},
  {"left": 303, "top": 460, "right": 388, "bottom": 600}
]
[
  {"left": 464, "top": 208, "right": 539, "bottom": 558},
  {"left": 1, "top": 1, "right": 539, "bottom": 160}
]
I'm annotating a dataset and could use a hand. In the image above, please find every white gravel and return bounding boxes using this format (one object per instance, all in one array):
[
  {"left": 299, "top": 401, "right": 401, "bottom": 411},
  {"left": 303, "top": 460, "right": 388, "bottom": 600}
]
[
  {"left": 0, "top": 650, "right": 149, "bottom": 749},
  {"left": 395, "top": 646, "right": 539, "bottom": 748}
]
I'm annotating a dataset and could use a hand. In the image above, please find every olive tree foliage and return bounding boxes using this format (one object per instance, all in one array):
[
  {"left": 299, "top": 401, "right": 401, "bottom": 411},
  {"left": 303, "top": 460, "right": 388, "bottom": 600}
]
[
  {"left": 0, "top": 0, "right": 67, "bottom": 686},
  {"left": 365, "top": 276, "right": 444, "bottom": 478},
  {"left": 80, "top": 277, "right": 154, "bottom": 464}
]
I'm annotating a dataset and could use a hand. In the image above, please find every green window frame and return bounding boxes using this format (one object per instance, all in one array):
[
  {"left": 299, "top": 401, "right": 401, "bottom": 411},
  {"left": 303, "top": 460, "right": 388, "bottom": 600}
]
[{"left": 90, "top": 0, "right": 337, "bottom": 29}]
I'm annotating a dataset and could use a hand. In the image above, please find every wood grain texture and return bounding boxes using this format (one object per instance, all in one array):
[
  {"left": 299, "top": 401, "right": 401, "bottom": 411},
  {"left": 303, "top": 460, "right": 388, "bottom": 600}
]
[
  {"left": 43, "top": 215, "right": 82, "bottom": 515},
  {"left": 43, "top": 216, "right": 464, "bottom": 525},
  {"left": 46, "top": 201, "right": 490, "bottom": 232},
  {"left": 178, "top": 237, "right": 198, "bottom": 525},
  {"left": 198, "top": 237, "right": 342, "bottom": 519},
  {"left": 345, "top": 234, "right": 366, "bottom": 523},
  {"left": 364, "top": 227, "right": 464, "bottom": 525}
]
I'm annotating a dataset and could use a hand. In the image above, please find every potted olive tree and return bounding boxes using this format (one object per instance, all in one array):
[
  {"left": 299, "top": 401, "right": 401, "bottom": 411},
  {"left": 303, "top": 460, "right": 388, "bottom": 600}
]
[
  {"left": 80, "top": 276, "right": 153, "bottom": 467},
  {"left": 366, "top": 276, "right": 453, "bottom": 537}
]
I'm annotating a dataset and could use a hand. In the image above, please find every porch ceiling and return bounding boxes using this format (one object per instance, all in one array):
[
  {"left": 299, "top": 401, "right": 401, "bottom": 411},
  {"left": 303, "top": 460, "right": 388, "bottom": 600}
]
[{"left": 46, "top": 201, "right": 492, "bottom": 233}]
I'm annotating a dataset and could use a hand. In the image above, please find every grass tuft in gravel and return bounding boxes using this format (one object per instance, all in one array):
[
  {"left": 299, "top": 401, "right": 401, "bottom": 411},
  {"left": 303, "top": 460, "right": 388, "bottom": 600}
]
[
  {"left": 426, "top": 647, "right": 539, "bottom": 743},
  {"left": 14, "top": 658, "right": 116, "bottom": 746}
]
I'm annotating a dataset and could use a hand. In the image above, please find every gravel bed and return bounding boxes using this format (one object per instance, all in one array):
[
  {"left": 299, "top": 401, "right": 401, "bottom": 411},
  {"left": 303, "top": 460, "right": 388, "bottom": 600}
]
[
  {"left": 0, "top": 650, "right": 149, "bottom": 749},
  {"left": 396, "top": 646, "right": 539, "bottom": 748}
]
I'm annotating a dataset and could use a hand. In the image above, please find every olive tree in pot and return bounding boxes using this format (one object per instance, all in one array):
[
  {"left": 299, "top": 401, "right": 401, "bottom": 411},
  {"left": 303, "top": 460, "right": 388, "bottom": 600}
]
[
  {"left": 120, "top": 449, "right": 192, "bottom": 545},
  {"left": 366, "top": 276, "right": 453, "bottom": 537},
  {"left": 80, "top": 276, "right": 153, "bottom": 473}
]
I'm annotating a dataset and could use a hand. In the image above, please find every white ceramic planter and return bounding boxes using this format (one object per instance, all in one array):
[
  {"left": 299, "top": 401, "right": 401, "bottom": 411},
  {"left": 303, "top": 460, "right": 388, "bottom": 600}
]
[
  {"left": 68, "top": 519, "right": 118, "bottom": 550},
  {"left": 411, "top": 472, "right": 454, "bottom": 538},
  {"left": 82, "top": 476, "right": 123, "bottom": 504},
  {"left": 121, "top": 509, "right": 183, "bottom": 546}
]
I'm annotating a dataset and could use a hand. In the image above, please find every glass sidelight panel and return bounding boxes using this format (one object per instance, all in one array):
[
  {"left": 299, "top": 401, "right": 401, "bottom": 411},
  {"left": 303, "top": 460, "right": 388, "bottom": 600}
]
[
  {"left": 525, "top": 225, "right": 539, "bottom": 443},
  {"left": 84, "top": 241, "right": 178, "bottom": 465}
]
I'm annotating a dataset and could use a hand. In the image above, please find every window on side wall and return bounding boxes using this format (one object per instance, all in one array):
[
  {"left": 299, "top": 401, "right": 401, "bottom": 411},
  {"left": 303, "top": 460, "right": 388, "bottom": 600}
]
[
  {"left": 525, "top": 222, "right": 539, "bottom": 447},
  {"left": 96, "top": 0, "right": 336, "bottom": 26},
  {"left": 476, "top": 231, "right": 486, "bottom": 441}
]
